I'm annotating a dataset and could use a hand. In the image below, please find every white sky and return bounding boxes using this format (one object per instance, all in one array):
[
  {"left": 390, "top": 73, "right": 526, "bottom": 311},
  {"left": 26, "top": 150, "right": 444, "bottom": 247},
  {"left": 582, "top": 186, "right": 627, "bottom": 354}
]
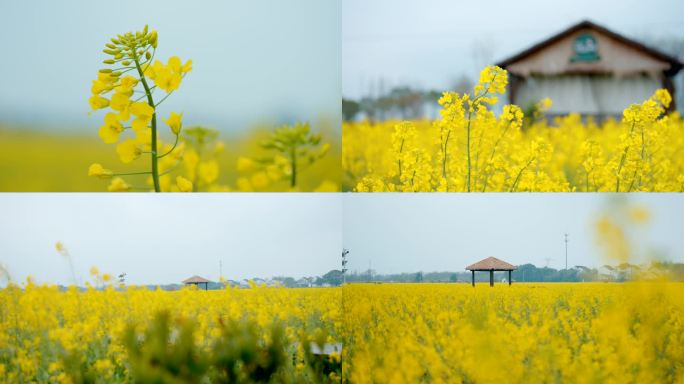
[
  {"left": 0, "top": 194, "right": 341, "bottom": 285},
  {"left": 0, "top": 0, "right": 340, "bottom": 131},
  {"left": 342, "top": 194, "right": 684, "bottom": 274},
  {"left": 343, "top": 0, "right": 684, "bottom": 98}
]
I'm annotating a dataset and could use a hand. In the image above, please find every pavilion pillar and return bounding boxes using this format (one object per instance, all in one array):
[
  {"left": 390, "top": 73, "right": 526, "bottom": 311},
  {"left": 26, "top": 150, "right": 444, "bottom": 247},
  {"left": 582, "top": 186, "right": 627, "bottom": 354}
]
[
  {"left": 471, "top": 270, "right": 475, "bottom": 287},
  {"left": 508, "top": 270, "right": 512, "bottom": 286},
  {"left": 489, "top": 270, "right": 493, "bottom": 287}
]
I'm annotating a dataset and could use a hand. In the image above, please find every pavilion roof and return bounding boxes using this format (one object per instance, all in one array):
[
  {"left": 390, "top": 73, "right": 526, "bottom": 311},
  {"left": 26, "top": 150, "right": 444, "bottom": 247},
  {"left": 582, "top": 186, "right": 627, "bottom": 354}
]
[
  {"left": 466, "top": 257, "right": 517, "bottom": 271},
  {"left": 182, "top": 275, "right": 211, "bottom": 284}
]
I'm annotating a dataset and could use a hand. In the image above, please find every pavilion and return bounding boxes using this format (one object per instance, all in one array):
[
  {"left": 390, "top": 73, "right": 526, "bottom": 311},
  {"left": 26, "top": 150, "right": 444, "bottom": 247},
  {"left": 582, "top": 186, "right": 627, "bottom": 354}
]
[
  {"left": 182, "top": 275, "right": 212, "bottom": 290},
  {"left": 466, "top": 257, "right": 517, "bottom": 287}
]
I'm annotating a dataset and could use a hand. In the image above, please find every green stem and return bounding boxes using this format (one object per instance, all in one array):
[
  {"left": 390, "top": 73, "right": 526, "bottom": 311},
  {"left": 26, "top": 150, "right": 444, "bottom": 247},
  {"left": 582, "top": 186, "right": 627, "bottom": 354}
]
[
  {"left": 290, "top": 146, "right": 297, "bottom": 188},
  {"left": 442, "top": 130, "right": 450, "bottom": 188},
  {"left": 132, "top": 52, "right": 160, "bottom": 192},
  {"left": 158, "top": 134, "right": 180, "bottom": 159},
  {"left": 615, "top": 121, "right": 636, "bottom": 192},
  {"left": 510, "top": 157, "right": 535, "bottom": 192},
  {"left": 466, "top": 110, "right": 473, "bottom": 192},
  {"left": 398, "top": 138, "right": 405, "bottom": 179}
]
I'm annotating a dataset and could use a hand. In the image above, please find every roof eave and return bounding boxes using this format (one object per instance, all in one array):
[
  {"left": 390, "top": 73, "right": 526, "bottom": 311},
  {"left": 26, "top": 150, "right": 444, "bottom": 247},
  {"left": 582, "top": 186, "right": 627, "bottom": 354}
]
[{"left": 496, "top": 20, "right": 683, "bottom": 73}]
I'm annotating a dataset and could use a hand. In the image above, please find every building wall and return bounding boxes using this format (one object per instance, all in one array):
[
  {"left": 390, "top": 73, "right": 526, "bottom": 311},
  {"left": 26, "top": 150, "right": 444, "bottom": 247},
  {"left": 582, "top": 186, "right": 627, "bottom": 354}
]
[
  {"left": 516, "top": 74, "right": 662, "bottom": 116},
  {"left": 506, "top": 28, "right": 670, "bottom": 77}
]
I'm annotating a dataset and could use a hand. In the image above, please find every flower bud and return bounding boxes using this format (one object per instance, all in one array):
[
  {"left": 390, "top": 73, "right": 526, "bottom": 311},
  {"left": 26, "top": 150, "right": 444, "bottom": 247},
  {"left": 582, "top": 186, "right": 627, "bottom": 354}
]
[
  {"left": 122, "top": 60, "right": 131, "bottom": 66},
  {"left": 145, "top": 51, "right": 151, "bottom": 60},
  {"left": 115, "top": 53, "right": 123, "bottom": 60},
  {"left": 143, "top": 25, "right": 149, "bottom": 35},
  {"left": 99, "top": 68, "right": 113, "bottom": 73},
  {"left": 103, "top": 59, "right": 115, "bottom": 64},
  {"left": 149, "top": 31, "right": 158, "bottom": 48}
]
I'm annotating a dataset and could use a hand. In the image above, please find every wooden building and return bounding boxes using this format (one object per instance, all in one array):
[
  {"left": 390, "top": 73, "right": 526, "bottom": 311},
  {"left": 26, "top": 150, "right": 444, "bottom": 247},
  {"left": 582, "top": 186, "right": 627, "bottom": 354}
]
[{"left": 497, "top": 20, "right": 682, "bottom": 119}]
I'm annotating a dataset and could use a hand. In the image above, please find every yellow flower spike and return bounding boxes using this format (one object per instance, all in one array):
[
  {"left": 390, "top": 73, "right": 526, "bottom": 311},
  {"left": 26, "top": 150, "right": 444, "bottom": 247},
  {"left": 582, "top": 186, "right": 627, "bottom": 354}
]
[
  {"left": 182, "top": 59, "right": 193, "bottom": 73},
  {"left": 98, "top": 113, "right": 124, "bottom": 144},
  {"left": 88, "top": 95, "right": 110, "bottom": 111},
  {"left": 88, "top": 163, "right": 113, "bottom": 179},
  {"left": 114, "top": 75, "right": 138, "bottom": 94},
  {"left": 130, "top": 102, "right": 154, "bottom": 131},
  {"left": 107, "top": 177, "right": 131, "bottom": 192},
  {"left": 168, "top": 56, "right": 182, "bottom": 73},
  {"left": 116, "top": 139, "right": 143, "bottom": 163},
  {"left": 89, "top": 266, "right": 99, "bottom": 276},
  {"left": 198, "top": 161, "right": 219, "bottom": 184},
  {"left": 109, "top": 93, "right": 131, "bottom": 112},
  {"left": 163, "top": 112, "right": 183, "bottom": 135},
  {"left": 176, "top": 176, "right": 193, "bottom": 192}
]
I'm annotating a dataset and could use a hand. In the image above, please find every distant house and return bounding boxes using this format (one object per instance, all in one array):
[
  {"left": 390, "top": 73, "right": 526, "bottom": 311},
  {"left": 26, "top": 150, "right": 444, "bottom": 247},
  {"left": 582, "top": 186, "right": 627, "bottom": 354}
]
[{"left": 497, "top": 20, "right": 683, "bottom": 119}]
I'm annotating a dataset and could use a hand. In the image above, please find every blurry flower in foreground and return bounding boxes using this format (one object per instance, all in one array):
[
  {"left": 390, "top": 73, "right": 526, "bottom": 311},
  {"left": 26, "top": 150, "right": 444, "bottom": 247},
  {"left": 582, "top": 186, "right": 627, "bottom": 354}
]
[
  {"left": 88, "top": 163, "right": 113, "bottom": 179},
  {"left": 629, "top": 206, "right": 651, "bottom": 223},
  {"left": 108, "top": 177, "right": 131, "bottom": 192},
  {"left": 176, "top": 176, "right": 193, "bottom": 192},
  {"left": 55, "top": 241, "right": 69, "bottom": 257}
]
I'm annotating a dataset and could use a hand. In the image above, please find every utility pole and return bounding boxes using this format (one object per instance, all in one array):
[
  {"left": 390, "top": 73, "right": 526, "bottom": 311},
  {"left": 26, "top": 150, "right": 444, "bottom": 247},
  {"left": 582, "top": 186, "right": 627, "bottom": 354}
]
[
  {"left": 342, "top": 249, "right": 349, "bottom": 285},
  {"left": 219, "top": 260, "right": 223, "bottom": 281},
  {"left": 564, "top": 233, "right": 569, "bottom": 270}
]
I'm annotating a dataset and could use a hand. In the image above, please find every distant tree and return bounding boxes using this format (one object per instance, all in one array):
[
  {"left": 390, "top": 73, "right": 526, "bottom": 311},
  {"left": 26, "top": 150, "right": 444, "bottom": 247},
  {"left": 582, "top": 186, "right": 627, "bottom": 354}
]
[
  {"left": 415, "top": 271, "right": 423, "bottom": 283},
  {"left": 319, "top": 269, "right": 343, "bottom": 286},
  {"left": 449, "top": 273, "right": 458, "bottom": 282},
  {"left": 342, "top": 99, "right": 361, "bottom": 122}
]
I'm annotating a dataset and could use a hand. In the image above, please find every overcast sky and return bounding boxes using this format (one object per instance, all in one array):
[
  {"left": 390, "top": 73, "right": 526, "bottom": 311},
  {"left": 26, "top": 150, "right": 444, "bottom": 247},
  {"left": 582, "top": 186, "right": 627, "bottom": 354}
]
[
  {"left": 343, "top": 194, "right": 684, "bottom": 274},
  {"left": 343, "top": 0, "right": 684, "bottom": 99},
  {"left": 0, "top": 194, "right": 341, "bottom": 286},
  {"left": 0, "top": 0, "right": 340, "bottom": 131}
]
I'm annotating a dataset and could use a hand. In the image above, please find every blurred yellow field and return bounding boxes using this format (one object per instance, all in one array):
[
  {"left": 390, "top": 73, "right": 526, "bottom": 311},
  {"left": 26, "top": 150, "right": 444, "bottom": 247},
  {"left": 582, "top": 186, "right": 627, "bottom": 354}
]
[
  {"left": 0, "top": 126, "right": 341, "bottom": 192},
  {"left": 344, "top": 282, "right": 684, "bottom": 383},
  {"left": 2, "top": 281, "right": 682, "bottom": 383},
  {"left": 0, "top": 281, "right": 344, "bottom": 382}
]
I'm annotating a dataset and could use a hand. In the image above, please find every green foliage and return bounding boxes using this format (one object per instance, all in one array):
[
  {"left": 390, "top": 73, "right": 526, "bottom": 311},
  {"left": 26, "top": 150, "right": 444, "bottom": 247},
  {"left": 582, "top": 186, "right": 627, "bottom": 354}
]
[{"left": 103, "top": 311, "right": 343, "bottom": 384}]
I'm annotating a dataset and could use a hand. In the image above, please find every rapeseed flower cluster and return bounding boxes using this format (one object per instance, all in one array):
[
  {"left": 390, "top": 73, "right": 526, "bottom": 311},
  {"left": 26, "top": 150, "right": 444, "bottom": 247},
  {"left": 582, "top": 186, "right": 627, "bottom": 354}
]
[
  {"left": 88, "top": 26, "right": 194, "bottom": 192},
  {"left": 344, "top": 66, "right": 684, "bottom": 192}
]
